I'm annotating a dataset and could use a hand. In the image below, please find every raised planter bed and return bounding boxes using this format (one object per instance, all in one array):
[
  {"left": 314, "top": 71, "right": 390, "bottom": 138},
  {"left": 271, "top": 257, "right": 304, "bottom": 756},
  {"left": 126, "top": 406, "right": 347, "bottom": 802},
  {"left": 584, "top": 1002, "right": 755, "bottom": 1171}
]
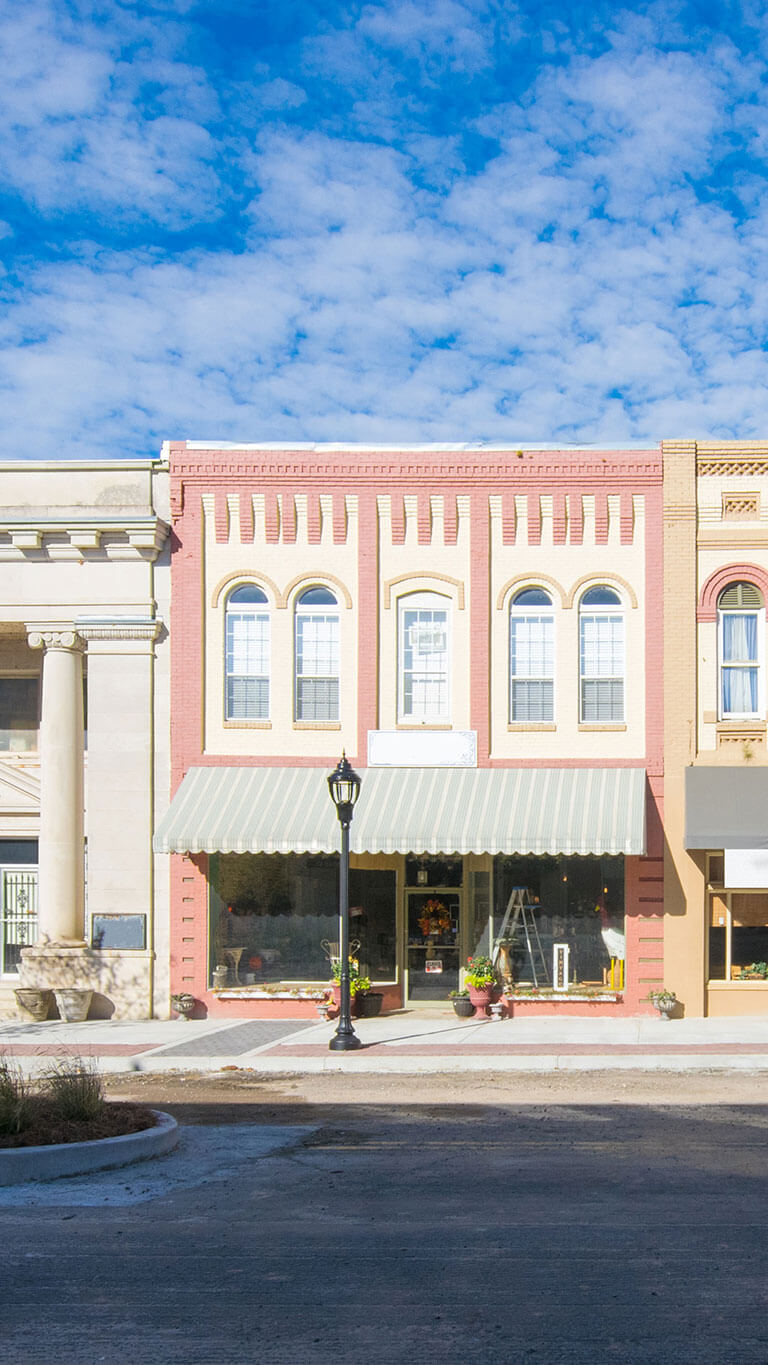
[
  {"left": 0, "top": 1110, "right": 178, "bottom": 1186},
  {"left": 504, "top": 991, "right": 623, "bottom": 1017}
]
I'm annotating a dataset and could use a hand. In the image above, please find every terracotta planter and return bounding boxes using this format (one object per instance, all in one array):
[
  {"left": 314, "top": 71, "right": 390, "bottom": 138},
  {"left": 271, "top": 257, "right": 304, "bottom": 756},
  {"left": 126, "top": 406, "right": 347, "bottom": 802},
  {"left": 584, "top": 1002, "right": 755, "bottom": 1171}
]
[
  {"left": 53, "top": 988, "right": 93, "bottom": 1023},
  {"left": 14, "top": 987, "right": 53, "bottom": 1022},
  {"left": 466, "top": 984, "right": 498, "bottom": 1009}
]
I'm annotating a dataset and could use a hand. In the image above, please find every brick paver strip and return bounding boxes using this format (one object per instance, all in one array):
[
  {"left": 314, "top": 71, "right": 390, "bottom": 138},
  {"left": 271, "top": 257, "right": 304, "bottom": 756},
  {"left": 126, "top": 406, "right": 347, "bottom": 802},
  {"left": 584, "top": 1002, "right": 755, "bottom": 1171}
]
[
  {"left": 0, "top": 1044, "right": 156, "bottom": 1055},
  {"left": 151, "top": 1019, "right": 316, "bottom": 1057}
]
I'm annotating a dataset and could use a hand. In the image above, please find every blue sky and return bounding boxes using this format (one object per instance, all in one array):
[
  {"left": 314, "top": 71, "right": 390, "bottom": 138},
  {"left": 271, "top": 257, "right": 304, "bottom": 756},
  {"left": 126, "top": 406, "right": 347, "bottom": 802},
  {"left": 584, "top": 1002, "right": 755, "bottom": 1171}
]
[{"left": 3, "top": 0, "right": 768, "bottom": 458}]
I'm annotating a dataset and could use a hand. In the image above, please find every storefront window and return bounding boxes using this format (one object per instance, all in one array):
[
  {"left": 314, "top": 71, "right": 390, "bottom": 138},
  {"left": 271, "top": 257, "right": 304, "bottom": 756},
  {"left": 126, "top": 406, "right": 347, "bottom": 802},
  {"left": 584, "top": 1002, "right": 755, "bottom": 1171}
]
[
  {"left": 493, "top": 854, "right": 624, "bottom": 985},
  {"left": 708, "top": 887, "right": 768, "bottom": 980},
  {"left": 209, "top": 854, "right": 396, "bottom": 985}
]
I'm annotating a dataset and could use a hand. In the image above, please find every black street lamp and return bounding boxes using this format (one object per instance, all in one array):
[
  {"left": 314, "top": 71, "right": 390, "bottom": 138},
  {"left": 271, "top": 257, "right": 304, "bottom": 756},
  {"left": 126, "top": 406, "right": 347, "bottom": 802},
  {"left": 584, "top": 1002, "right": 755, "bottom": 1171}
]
[{"left": 327, "top": 752, "right": 362, "bottom": 1052}]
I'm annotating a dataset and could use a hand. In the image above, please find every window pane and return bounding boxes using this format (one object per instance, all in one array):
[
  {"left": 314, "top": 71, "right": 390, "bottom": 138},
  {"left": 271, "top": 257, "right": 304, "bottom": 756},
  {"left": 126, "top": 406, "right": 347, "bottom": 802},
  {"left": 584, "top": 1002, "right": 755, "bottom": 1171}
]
[
  {"left": 580, "top": 615, "right": 623, "bottom": 676},
  {"left": 227, "top": 677, "right": 269, "bottom": 720},
  {"left": 512, "top": 680, "right": 554, "bottom": 722},
  {"left": 401, "top": 607, "right": 448, "bottom": 719},
  {"left": 296, "top": 678, "right": 339, "bottom": 721},
  {"left": 209, "top": 855, "right": 397, "bottom": 985},
  {"left": 295, "top": 612, "right": 340, "bottom": 721},
  {"left": 225, "top": 612, "right": 269, "bottom": 720},
  {"left": 580, "top": 611, "right": 624, "bottom": 722},
  {"left": 581, "top": 679, "right": 624, "bottom": 722},
  {"left": 511, "top": 616, "right": 553, "bottom": 677},
  {"left": 0, "top": 678, "right": 39, "bottom": 752},
  {"left": 723, "top": 614, "right": 758, "bottom": 662},
  {"left": 722, "top": 666, "right": 758, "bottom": 714}
]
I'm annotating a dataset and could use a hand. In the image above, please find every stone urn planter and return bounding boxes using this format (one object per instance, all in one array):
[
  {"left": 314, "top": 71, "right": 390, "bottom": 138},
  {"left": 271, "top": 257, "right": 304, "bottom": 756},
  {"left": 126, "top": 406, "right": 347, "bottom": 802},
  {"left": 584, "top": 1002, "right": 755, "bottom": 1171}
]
[
  {"left": 14, "top": 987, "right": 53, "bottom": 1022},
  {"left": 53, "top": 988, "right": 93, "bottom": 1023},
  {"left": 170, "top": 992, "right": 196, "bottom": 1021},
  {"left": 356, "top": 991, "right": 383, "bottom": 1018},
  {"left": 651, "top": 991, "right": 678, "bottom": 1021},
  {"left": 451, "top": 995, "right": 475, "bottom": 1018}
]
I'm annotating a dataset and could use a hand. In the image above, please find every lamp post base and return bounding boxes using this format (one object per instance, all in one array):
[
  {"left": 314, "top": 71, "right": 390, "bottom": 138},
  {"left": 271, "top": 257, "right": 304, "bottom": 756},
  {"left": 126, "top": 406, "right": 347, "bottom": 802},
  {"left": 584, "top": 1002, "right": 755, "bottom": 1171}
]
[{"left": 329, "top": 1026, "right": 362, "bottom": 1051}]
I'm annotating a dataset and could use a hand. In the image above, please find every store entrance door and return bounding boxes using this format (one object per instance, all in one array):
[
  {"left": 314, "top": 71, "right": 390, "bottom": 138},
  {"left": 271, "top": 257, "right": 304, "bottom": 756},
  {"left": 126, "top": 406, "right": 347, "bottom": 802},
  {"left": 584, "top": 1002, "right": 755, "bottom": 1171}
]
[{"left": 405, "top": 889, "right": 461, "bottom": 1001}]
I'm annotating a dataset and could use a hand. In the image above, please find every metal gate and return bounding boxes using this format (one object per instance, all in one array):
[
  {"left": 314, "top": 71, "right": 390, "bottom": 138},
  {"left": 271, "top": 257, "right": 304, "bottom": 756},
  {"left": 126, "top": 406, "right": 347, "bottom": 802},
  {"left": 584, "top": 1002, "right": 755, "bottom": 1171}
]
[{"left": 1, "top": 867, "right": 38, "bottom": 974}]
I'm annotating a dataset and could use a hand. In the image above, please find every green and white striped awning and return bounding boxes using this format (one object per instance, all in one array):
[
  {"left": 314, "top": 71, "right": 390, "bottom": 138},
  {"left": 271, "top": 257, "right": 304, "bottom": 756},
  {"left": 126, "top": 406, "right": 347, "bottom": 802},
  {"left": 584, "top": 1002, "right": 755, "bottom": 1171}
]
[{"left": 153, "top": 766, "right": 646, "bottom": 858}]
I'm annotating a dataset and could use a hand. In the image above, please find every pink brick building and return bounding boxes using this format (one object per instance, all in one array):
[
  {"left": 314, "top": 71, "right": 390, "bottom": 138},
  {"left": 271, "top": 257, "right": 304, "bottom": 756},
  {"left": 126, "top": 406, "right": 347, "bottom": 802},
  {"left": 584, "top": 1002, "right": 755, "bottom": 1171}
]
[{"left": 155, "top": 442, "right": 664, "bottom": 1017}]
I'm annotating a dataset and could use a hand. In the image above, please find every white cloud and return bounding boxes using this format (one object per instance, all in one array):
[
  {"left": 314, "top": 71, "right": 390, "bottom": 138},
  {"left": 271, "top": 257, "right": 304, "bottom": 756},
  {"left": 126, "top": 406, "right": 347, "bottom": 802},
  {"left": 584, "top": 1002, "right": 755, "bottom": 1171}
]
[{"left": 3, "top": 1, "right": 768, "bottom": 454}]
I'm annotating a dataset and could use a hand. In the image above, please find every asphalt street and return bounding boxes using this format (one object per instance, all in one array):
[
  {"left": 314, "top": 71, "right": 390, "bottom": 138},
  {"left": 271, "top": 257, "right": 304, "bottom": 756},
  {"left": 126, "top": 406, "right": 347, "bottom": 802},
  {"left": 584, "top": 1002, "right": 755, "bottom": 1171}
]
[{"left": 5, "top": 1095, "right": 768, "bottom": 1363}]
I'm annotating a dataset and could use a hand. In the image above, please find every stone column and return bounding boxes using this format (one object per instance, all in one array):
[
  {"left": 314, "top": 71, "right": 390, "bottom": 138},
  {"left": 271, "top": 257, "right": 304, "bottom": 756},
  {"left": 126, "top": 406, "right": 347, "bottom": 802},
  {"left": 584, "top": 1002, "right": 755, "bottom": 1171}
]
[{"left": 27, "top": 629, "right": 85, "bottom": 945}]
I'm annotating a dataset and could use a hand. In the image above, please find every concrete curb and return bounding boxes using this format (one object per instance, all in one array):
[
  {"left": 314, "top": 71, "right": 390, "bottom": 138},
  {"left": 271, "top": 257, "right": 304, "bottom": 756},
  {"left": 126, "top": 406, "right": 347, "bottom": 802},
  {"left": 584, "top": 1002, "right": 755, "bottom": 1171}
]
[{"left": 0, "top": 1109, "right": 178, "bottom": 1186}]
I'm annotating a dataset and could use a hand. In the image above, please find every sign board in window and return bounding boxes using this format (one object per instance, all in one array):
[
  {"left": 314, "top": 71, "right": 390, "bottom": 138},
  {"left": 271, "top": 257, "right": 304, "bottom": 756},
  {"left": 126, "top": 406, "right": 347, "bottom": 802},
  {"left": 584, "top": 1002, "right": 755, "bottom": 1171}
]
[
  {"left": 425, "top": 959, "right": 443, "bottom": 974},
  {"left": 91, "top": 915, "right": 146, "bottom": 950},
  {"left": 724, "top": 848, "right": 768, "bottom": 889}
]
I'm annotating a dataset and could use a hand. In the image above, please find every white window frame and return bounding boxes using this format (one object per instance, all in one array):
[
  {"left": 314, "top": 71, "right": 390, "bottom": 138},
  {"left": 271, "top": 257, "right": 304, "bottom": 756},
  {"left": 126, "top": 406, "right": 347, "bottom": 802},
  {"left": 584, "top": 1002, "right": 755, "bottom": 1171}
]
[
  {"left": 294, "top": 588, "right": 340, "bottom": 722},
  {"left": 579, "top": 588, "right": 624, "bottom": 724},
  {"left": 398, "top": 592, "right": 451, "bottom": 723},
  {"left": 509, "top": 590, "right": 555, "bottom": 723},
  {"left": 225, "top": 586, "right": 270, "bottom": 721},
  {"left": 718, "top": 593, "right": 765, "bottom": 721}
]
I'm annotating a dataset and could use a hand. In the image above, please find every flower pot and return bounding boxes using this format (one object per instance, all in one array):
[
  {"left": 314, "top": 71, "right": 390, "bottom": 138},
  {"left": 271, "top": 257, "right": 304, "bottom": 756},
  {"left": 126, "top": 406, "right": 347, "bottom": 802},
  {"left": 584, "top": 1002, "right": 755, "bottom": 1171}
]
[
  {"left": 171, "top": 994, "right": 196, "bottom": 1020},
  {"left": 53, "top": 988, "right": 93, "bottom": 1023},
  {"left": 356, "top": 992, "right": 383, "bottom": 1018},
  {"left": 654, "top": 997, "right": 677, "bottom": 1021},
  {"left": 14, "top": 987, "right": 53, "bottom": 1022},
  {"left": 466, "top": 984, "right": 497, "bottom": 1009},
  {"left": 452, "top": 997, "right": 475, "bottom": 1018}
]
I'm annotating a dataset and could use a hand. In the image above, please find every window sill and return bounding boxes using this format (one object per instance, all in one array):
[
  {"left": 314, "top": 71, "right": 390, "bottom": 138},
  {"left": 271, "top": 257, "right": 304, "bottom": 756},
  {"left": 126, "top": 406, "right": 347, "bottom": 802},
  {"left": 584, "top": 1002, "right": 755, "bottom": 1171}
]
[
  {"left": 717, "top": 718, "right": 765, "bottom": 727},
  {"left": 223, "top": 720, "right": 272, "bottom": 729},
  {"left": 578, "top": 723, "right": 627, "bottom": 732},
  {"left": 396, "top": 723, "right": 452, "bottom": 730},
  {"left": 708, "top": 978, "right": 768, "bottom": 986},
  {"left": 293, "top": 721, "right": 341, "bottom": 730},
  {"left": 508, "top": 723, "right": 556, "bottom": 731}
]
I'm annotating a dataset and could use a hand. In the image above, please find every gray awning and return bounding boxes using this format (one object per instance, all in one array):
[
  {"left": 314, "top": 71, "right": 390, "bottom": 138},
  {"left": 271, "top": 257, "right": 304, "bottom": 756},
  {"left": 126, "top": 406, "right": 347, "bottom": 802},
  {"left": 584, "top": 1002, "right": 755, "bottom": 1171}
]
[
  {"left": 685, "top": 766, "right": 768, "bottom": 849},
  {"left": 154, "top": 765, "right": 646, "bottom": 858}
]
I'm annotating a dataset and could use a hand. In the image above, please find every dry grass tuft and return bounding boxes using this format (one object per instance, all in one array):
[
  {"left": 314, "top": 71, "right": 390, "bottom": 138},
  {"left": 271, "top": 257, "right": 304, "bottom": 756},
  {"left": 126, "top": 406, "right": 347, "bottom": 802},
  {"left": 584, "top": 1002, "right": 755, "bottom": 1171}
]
[{"left": 0, "top": 1053, "right": 155, "bottom": 1148}]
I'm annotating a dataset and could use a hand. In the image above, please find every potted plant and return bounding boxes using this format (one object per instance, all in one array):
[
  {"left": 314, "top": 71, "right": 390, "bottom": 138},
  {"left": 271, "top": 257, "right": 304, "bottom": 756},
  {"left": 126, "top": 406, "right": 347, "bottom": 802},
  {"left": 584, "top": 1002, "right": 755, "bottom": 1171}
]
[
  {"left": 648, "top": 988, "right": 678, "bottom": 1020},
  {"left": 738, "top": 962, "right": 768, "bottom": 979},
  {"left": 464, "top": 955, "right": 499, "bottom": 1010},
  {"left": 356, "top": 979, "right": 384, "bottom": 1017},
  {"left": 329, "top": 960, "right": 363, "bottom": 1010},
  {"left": 463, "top": 960, "right": 499, "bottom": 1015},
  {"left": 170, "top": 991, "right": 196, "bottom": 1021},
  {"left": 450, "top": 988, "right": 475, "bottom": 1018}
]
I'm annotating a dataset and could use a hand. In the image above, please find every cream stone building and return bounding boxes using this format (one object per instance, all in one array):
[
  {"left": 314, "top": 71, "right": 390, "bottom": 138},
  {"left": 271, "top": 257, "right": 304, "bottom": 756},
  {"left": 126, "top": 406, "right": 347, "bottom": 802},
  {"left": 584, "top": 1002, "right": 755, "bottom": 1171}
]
[{"left": 0, "top": 459, "right": 169, "bottom": 1020}]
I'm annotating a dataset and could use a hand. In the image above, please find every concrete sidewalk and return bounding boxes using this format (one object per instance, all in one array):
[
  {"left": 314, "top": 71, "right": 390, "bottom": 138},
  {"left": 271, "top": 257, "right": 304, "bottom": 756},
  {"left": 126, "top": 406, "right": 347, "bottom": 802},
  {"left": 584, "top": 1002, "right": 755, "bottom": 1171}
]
[{"left": 5, "top": 1009, "right": 768, "bottom": 1073}]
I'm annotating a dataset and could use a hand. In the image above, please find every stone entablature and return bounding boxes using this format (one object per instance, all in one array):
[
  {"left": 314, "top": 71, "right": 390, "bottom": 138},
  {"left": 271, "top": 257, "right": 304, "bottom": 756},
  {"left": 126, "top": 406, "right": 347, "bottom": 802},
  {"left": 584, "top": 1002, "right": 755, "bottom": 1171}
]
[{"left": 0, "top": 515, "right": 168, "bottom": 560}]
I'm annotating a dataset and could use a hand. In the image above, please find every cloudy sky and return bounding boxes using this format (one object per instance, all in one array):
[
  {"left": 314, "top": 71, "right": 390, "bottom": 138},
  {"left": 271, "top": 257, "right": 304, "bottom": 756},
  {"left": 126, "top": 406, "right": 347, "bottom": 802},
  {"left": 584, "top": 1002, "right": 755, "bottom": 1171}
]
[{"left": 2, "top": 0, "right": 768, "bottom": 459}]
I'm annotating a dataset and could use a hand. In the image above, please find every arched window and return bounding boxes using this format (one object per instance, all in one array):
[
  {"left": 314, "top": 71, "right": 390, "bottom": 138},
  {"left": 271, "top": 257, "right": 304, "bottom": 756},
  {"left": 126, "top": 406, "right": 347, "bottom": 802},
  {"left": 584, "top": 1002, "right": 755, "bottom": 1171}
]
[
  {"left": 718, "top": 581, "right": 764, "bottom": 718},
  {"left": 295, "top": 587, "right": 339, "bottom": 721},
  {"left": 509, "top": 588, "right": 555, "bottom": 722},
  {"left": 579, "top": 586, "right": 624, "bottom": 723},
  {"left": 398, "top": 591, "right": 450, "bottom": 722},
  {"left": 225, "top": 584, "right": 269, "bottom": 720}
]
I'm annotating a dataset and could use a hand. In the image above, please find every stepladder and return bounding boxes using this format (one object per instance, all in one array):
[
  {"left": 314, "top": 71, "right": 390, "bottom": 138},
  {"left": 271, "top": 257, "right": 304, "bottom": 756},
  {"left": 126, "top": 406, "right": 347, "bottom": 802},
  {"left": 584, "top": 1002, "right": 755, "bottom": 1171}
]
[{"left": 492, "top": 887, "right": 550, "bottom": 987}]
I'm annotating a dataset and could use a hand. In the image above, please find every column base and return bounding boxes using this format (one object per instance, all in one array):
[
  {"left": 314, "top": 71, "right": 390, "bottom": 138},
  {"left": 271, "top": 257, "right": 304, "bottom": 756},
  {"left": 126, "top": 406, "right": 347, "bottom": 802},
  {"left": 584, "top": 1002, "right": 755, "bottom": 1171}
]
[
  {"left": 19, "top": 944, "right": 90, "bottom": 989},
  {"left": 17, "top": 945, "right": 153, "bottom": 1020}
]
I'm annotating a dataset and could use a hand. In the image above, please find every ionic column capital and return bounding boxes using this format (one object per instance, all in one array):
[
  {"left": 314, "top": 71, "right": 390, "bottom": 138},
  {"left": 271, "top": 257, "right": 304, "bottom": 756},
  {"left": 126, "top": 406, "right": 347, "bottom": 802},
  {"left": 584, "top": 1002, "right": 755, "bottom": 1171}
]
[{"left": 27, "top": 628, "right": 86, "bottom": 653}]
